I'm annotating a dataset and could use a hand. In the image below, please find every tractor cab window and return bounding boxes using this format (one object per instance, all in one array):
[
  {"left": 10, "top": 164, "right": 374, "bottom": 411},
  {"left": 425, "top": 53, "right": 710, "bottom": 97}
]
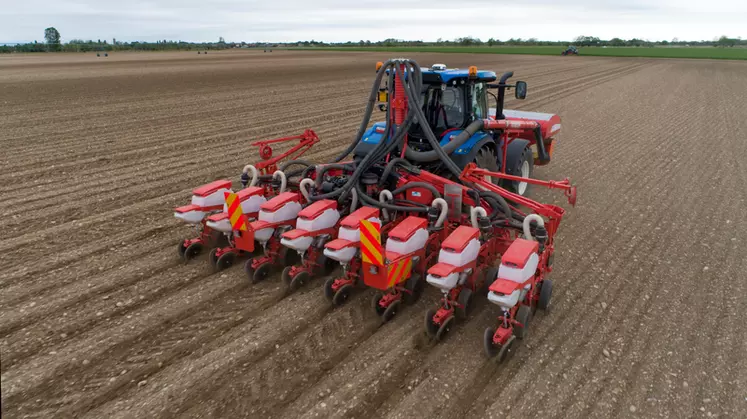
[
  {"left": 421, "top": 85, "right": 465, "bottom": 131},
  {"left": 471, "top": 82, "right": 488, "bottom": 120}
]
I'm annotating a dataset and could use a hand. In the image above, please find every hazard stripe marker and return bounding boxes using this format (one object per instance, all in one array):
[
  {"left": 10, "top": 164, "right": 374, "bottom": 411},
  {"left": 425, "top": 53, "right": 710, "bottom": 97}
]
[
  {"left": 360, "top": 220, "right": 383, "bottom": 265},
  {"left": 224, "top": 192, "right": 247, "bottom": 231},
  {"left": 387, "top": 258, "right": 412, "bottom": 287}
]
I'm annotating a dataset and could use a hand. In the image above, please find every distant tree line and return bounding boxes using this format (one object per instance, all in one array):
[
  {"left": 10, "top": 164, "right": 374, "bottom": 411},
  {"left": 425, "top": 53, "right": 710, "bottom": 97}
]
[
  {"left": 2, "top": 28, "right": 744, "bottom": 54},
  {"left": 0, "top": 27, "right": 253, "bottom": 53},
  {"left": 320, "top": 35, "right": 746, "bottom": 48}
]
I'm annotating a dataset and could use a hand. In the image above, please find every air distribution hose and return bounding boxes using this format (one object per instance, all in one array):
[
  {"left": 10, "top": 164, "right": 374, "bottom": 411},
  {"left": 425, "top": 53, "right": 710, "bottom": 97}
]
[
  {"left": 355, "top": 183, "right": 428, "bottom": 213},
  {"left": 314, "top": 164, "right": 354, "bottom": 188},
  {"left": 394, "top": 63, "right": 463, "bottom": 179},
  {"left": 331, "top": 60, "right": 393, "bottom": 163},
  {"left": 478, "top": 190, "right": 513, "bottom": 220},
  {"left": 308, "top": 60, "right": 408, "bottom": 202},
  {"left": 305, "top": 58, "right": 515, "bottom": 227},
  {"left": 391, "top": 182, "right": 441, "bottom": 199},
  {"left": 379, "top": 158, "right": 418, "bottom": 185},
  {"left": 279, "top": 159, "right": 313, "bottom": 172}
]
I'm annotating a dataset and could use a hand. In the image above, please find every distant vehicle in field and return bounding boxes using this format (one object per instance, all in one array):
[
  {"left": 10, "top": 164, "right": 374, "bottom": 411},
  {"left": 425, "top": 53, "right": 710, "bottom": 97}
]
[{"left": 561, "top": 46, "right": 578, "bottom": 56}]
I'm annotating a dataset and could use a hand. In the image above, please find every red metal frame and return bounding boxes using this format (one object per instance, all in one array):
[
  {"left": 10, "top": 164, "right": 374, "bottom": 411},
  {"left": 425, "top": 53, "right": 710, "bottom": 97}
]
[
  {"left": 460, "top": 163, "right": 575, "bottom": 240},
  {"left": 325, "top": 214, "right": 405, "bottom": 300},
  {"left": 284, "top": 226, "right": 338, "bottom": 280},
  {"left": 429, "top": 229, "right": 513, "bottom": 328},
  {"left": 250, "top": 129, "right": 319, "bottom": 175},
  {"left": 367, "top": 224, "right": 450, "bottom": 314}
]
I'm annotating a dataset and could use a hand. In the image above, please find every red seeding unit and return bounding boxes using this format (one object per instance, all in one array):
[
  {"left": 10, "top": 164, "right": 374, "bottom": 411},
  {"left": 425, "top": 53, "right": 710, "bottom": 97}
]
[{"left": 174, "top": 58, "right": 576, "bottom": 362}]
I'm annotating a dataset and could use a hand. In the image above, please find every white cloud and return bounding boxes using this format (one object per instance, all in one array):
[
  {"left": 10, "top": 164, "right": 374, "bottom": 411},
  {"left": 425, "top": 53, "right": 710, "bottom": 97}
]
[{"left": 1, "top": 0, "right": 744, "bottom": 43}]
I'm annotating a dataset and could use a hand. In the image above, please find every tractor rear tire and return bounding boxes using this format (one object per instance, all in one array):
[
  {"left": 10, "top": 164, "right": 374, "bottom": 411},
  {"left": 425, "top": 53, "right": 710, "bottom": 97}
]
[
  {"left": 507, "top": 147, "right": 533, "bottom": 197},
  {"left": 474, "top": 147, "right": 501, "bottom": 186}
]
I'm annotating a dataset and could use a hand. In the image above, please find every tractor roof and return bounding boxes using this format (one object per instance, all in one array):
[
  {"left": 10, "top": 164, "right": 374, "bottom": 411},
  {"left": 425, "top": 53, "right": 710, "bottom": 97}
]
[{"left": 421, "top": 68, "right": 497, "bottom": 84}]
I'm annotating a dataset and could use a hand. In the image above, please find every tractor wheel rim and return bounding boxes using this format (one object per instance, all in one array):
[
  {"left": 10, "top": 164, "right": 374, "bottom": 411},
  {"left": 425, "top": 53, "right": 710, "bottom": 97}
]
[{"left": 518, "top": 160, "right": 530, "bottom": 195}]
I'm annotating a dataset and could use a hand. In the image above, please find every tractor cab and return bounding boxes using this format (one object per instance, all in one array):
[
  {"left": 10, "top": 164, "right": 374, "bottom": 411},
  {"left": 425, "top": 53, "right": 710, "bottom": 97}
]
[{"left": 414, "top": 66, "right": 497, "bottom": 138}]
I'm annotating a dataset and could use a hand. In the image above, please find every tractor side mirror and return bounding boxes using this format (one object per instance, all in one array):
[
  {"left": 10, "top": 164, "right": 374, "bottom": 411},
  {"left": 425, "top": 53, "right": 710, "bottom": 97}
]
[{"left": 515, "top": 81, "right": 527, "bottom": 100}]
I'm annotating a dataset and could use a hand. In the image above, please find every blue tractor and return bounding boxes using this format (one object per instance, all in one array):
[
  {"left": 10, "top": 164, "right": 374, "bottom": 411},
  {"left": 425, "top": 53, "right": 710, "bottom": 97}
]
[{"left": 353, "top": 63, "right": 560, "bottom": 197}]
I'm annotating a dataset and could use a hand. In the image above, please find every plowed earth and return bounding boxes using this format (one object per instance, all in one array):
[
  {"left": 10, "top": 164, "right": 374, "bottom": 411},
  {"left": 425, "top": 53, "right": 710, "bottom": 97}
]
[{"left": 1, "top": 51, "right": 745, "bottom": 419}]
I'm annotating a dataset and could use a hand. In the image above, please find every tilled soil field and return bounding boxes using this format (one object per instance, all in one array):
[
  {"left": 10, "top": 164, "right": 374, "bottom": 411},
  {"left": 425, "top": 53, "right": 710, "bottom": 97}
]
[{"left": 1, "top": 50, "right": 745, "bottom": 419}]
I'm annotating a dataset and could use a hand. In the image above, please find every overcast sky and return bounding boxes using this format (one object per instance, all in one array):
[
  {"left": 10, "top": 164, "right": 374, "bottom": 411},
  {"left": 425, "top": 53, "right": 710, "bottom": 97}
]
[{"left": 2, "top": 0, "right": 745, "bottom": 43}]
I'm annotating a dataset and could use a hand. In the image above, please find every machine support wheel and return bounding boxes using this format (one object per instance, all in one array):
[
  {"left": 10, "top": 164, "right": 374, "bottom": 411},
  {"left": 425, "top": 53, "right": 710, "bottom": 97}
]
[
  {"left": 315, "top": 253, "right": 336, "bottom": 276},
  {"left": 455, "top": 288, "right": 473, "bottom": 319},
  {"left": 244, "top": 259, "right": 255, "bottom": 281},
  {"left": 332, "top": 284, "right": 353, "bottom": 306},
  {"left": 283, "top": 248, "right": 301, "bottom": 267},
  {"left": 382, "top": 299, "right": 401, "bottom": 323},
  {"left": 215, "top": 252, "right": 237, "bottom": 272},
  {"left": 372, "top": 292, "right": 386, "bottom": 316},
  {"left": 436, "top": 315, "right": 455, "bottom": 341},
  {"left": 403, "top": 274, "right": 423, "bottom": 304},
  {"left": 289, "top": 271, "right": 310, "bottom": 291},
  {"left": 483, "top": 267, "right": 499, "bottom": 292},
  {"left": 424, "top": 309, "right": 439, "bottom": 337},
  {"left": 182, "top": 242, "right": 204, "bottom": 262},
  {"left": 538, "top": 279, "right": 553, "bottom": 311},
  {"left": 514, "top": 305, "right": 532, "bottom": 339},
  {"left": 252, "top": 262, "right": 272, "bottom": 283},
  {"left": 484, "top": 328, "right": 498, "bottom": 358},
  {"left": 178, "top": 242, "right": 187, "bottom": 259},
  {"left": 496, "top": 335, "right": 517, "bottom": 363},
  {"left": 281, "top": 266, "right": 293, "bottom": 287},
  {"left": 323, "top": 277, "right": 336, "bottom": 301},
  {"left": 208, "top": 248, "right": 219, "bottom": 267}
]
